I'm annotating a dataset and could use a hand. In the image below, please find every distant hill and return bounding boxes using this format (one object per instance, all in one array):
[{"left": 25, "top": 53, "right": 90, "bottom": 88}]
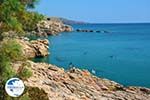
[
  {"left": 59, "top": 18, "right": 88, "bottom": 25},
  {"left": 46, "top": 17, "right": 88, "bottom": 25}
]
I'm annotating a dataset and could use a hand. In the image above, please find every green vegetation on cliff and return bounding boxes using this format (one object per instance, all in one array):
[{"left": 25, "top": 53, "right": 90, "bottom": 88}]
[
  {"left": 0, "top": 39, "right": 33, "bottom": 99},
  {"left": 0, "top": 39, "right": 22, "bottom": 82},
  {"left": 0, "top": 0, "right": 43, "bottom": 38},
  {"left": 0, "top": 0, "right": 43, "bottom": 99}
]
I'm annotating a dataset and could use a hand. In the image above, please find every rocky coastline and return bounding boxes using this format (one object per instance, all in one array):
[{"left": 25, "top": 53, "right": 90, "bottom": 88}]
[
  {"left": 34, "top": 17, "right": 73, "bottom": 36},
  {"left": 11, "top": 18, "right": 150, "bottom": 100},
  {"left": 14, "top": 38, "right": 150, "bottom": 100},
  {"left": 12, "top": 60, "right": 150, "bottom": 100},
  {"left": 2, "top": 1, "right": 149, "bottom": 99}
]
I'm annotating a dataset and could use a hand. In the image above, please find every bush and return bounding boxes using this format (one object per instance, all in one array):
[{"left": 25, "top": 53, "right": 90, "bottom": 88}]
[
  {"left": 0, "top": 39, "right": 22, "bottom": 82},
  {"left": 18, "top": 67, "right": 32, "bottom": 80},
  {"left": 0, "top": 39, "right": 25, "bottom": 61}
]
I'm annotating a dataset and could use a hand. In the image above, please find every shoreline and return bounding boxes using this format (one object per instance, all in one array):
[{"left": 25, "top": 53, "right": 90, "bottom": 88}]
[
  {"left": 14, "top": 60, "right": 150, "bottom": 100},
  {"left": 29, "top": 19, "right": 149, "bottom": 86},
  {"left": 15, "top": 36, "right": 150, "bottom": 99},
  {"left": 8, "top": 19, "right": 150, "bottom": 99}
]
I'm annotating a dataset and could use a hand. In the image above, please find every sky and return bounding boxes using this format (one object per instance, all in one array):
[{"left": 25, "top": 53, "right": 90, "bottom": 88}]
[{"left": 34, "top": 0, "right": 150, "bottom": 23}]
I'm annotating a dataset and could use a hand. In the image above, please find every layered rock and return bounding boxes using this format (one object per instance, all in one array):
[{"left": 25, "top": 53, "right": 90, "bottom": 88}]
[
  {"left": 36, "top": 18, "right": 73, "bottom": 36},
  {"left": 16, "top": 38, "right": 49, "bottom": 58},
  {"left": 22, "top": 61, "right": 150, "bottom": 100}
]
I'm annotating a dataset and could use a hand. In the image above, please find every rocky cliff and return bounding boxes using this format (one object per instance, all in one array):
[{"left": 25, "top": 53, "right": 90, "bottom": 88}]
[{"left": 15, "top": 61, "right": 150, "bottom": 100}]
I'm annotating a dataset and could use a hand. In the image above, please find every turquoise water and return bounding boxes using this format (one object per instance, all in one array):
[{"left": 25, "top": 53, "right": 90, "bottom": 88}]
[{"left": 34, "top": 23, "right": 150, "bottom": 87}]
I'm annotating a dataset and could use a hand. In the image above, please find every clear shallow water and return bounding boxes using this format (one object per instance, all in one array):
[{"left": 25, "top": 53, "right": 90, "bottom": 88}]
[{"left": 34, "top": 23, "right": 150, "bottom": 87}]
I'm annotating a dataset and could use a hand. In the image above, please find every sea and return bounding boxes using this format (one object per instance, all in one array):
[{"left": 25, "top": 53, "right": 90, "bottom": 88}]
[{"left": 34, "top": 23, "right": 150, "bottom": 87}]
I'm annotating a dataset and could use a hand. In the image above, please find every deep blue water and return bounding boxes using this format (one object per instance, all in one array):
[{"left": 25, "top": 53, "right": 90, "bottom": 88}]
[{"left": 34, "top": 23, "right": 150, "bottom": 87}]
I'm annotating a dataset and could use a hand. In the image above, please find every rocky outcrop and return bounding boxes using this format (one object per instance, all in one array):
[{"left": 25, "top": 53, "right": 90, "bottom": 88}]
[
  {"left": 23, "top": 61, "right": 150, "bottom": 100},
  {"left": 35, "top": 18, "right": 73, "bottom": 36},
  {"left": 76, "top": 29, "right": 109, "bottom": 33},
  {"left": 16, "top": 38, "right": 49, "bottom": 58}
]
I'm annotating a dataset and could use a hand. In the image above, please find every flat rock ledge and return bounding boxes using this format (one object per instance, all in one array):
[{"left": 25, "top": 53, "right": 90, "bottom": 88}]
[
  {"left": 16, "top": 38, "right": 49, "bottom": 58},
  {"left": 23, "top": 61, "right": 150, "bottom": 100}
]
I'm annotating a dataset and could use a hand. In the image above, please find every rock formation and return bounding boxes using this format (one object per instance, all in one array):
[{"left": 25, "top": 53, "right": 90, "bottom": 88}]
[
  {"left": 35, "top": 18, "right": 73, "bottom": 36},
  {"left": 16, "top": 38, "right": 49, "bottom": 58},
  {"left": 76, "top": 29, "right": 109, "bottom": 33},
  {"left": 19, "top": 61, "right": 150, "bottom": 100}
]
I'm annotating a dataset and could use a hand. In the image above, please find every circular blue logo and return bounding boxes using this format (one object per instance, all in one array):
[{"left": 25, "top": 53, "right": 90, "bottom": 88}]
[{"left": 5, "top": 78, "right": 25, "bottom": 97}]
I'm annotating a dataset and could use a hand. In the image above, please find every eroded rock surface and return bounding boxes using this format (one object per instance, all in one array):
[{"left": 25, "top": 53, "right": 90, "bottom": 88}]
[
  {"left": 36, "top": 18, "right": 73, "bottom": 36},
  {"left": 17, "top": 39, "right": 49, "bottom": 58},
  {"left": 24, "top": 61, "right": 150, "bottom": 100}
]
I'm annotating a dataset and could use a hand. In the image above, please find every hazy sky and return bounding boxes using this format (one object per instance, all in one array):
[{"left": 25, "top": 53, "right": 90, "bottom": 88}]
[{"left": 34, "top": 0, "right": 150, "bottom": 23}]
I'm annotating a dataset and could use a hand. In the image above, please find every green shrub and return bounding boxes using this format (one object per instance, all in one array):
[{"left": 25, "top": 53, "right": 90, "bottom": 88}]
[
  {"left": 0, "top": 39, "right": 25, "bottom": 61},
  {"left": 18, "top": 67, "right": 32, "bottom": 80},
  {"left": 19, "top": 93, "right": 31, "bottom": 100},
  {"left": 0, "top": 39, "right": 22, "bottom": 82},
  {"left": 27, "top": 87, "right": 49, "bottom": 100},
  {"left": 1, "top": 92, "right": 31, "bottom": 100}
]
